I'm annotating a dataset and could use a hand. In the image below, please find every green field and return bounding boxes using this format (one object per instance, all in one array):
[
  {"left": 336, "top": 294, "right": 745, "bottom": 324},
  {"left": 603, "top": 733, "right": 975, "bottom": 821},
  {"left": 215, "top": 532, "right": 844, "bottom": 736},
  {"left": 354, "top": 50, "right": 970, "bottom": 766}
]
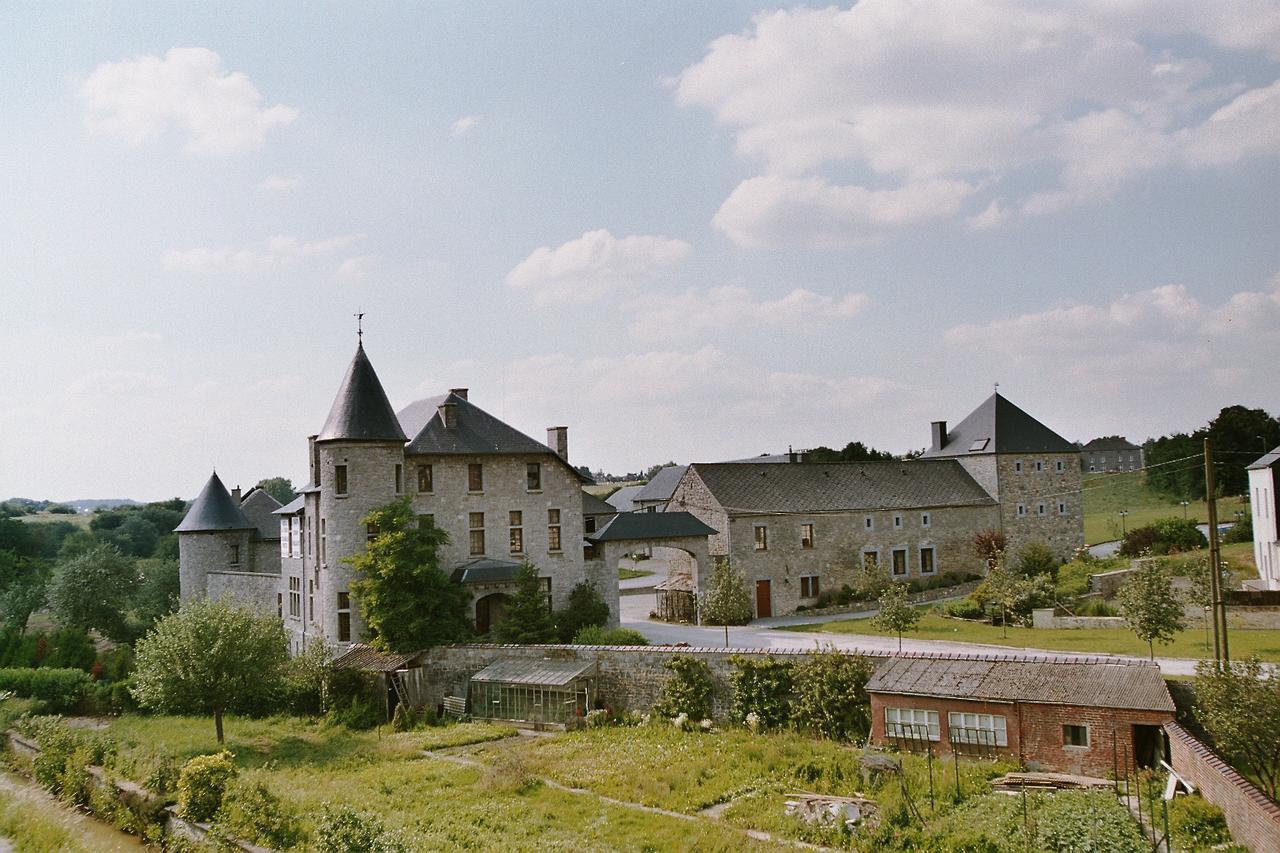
[
  {"left": 1080, "top": 471, "right": 1248, "bottom": 545},
  {"left": 618, "top": 567, "right": 653, "bottom": 581}
]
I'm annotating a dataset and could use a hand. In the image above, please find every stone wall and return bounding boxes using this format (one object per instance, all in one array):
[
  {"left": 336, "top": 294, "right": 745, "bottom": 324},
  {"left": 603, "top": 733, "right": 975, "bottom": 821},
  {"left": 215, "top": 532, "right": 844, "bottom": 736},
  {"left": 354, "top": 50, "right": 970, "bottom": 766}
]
[
  {"left": 205, "top": 570, "right": 280, "bottom": 614},
  {"left": 996, "top": 453, "right": 1083, "bottom": 562},
  {"left": 1031, "top": 609, "right": 1127, "bottom": 630},
  {"left": 178, "top": 529, "right": 253, "bottom": 601},
  {"left": 668, "top": 469, "right": 730, "bottom": 556},
  {"left": 1166, "top": 721, "right": 1280, "bottom": 853}
]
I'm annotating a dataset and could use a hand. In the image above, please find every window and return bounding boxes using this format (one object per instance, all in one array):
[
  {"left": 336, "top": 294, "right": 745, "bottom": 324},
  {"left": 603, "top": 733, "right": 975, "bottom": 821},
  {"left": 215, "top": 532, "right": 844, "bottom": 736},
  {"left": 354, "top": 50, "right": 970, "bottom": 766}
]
[
  {"left": 337, "top": 592, "right": 351, "bottom": 642},
  {"left": 526, "top": 462, "right": 541, "bottom": 491},
  {"left": 230, "top": 543, "right": 240, "bottom": 565},
  {"left": 1035, "top": 460, "right": 1044, "bottom": 472},
  {"left": 585, "top": 516, "right": 596, "bottom": 534},
  {"left": 468, "top": 463, "right": 483, "bottom": 492},
  {"left": 1089, "top": 464, "right": 1096, "bottom": 472},
  {"left": 469, "top": 512, "right": 485, "bottom": 555},
  {"left": 1063, "top": 724, "right": 1089, "bottom": 747},
  {"left": 335, "top": 464, "right": 348, "bottom": 495},
  {"left": 1036, "top": 503, "right": 1046, "bottom": 517},
  {"left": 885, "top": 707, "right": 939, "bottom": 741},
  {"left": 800, "top": 523, "right": 814, "bottom": 549},
  {"left": 417, "top": 464, "right": 433, "bottom": 493},
  {"left": 863, "top": 550, "right": 879, "bottom": 570},
  {"left": 893, "top": 514, "right": 903, "bottom": 529},
  {"left": 509, "top": 510, "right": 523, "bottom": 554},
  {"left": 921, "top": 513, "right": 930, "bottom": 528},
  {"left": 394, "top": 463, "right": 403, "bottom": 493},
  {"left": 309, "top": 580, "right": 314, "bottom": 621},
  {"left": 892, "top": 548, "right": 907, "bottom": 576},
  {"left": 548, "top": 509, "right": 562, "bottom": 552},
  {"left": 1057, "top": 502, "right": 1067, "bottom": 515},
  {"left": 276, "top": 593, "right": 282, "bottom": 618},
  {"left": 1017, "top": 503, "right": 1027, "bottom": 517},
  {"left": 1014, "top": 460, "right": 1023, "bottom": 473},
  {"left": 800, "top": 575, "right": 820, "bottom": 598},
  {"left": 1055, "top": 460, "right": 1065, "bottom": 472},
  {"left": 864, "top": 516, "right": 874, "bottom": 531},
  {"left": 920, "top": 546, "right": 936, "bottom": 574},
  {"left": 948, "top": 712, "right": 1008, "bottom": 746},
  {"left": 754, "top": 525, "right": 768, "bottom": 551},
  {"left": 366, "top": 521, "right": 379, "bottom": 542},
  {"left": 288, "top": 576, "right": 301, "bottom": 617},
  {"left": 418, "top": 513, "right": 434, "bottom": 529},
  {"left": 320, "top": 518, "right": 326, "bottom": 565}
]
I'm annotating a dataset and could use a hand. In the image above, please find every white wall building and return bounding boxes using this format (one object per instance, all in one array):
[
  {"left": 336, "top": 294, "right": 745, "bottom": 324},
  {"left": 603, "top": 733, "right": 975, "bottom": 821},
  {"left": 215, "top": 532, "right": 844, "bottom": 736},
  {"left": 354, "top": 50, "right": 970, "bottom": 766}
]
[{"left": 1247, "top": 447, "right": 1280, "bottom": 590}]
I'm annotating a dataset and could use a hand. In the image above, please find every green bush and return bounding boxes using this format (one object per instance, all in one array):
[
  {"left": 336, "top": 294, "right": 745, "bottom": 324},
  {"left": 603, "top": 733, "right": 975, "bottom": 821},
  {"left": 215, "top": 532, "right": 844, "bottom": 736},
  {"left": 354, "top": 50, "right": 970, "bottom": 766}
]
[
  {"left": 326, "top": 667, "right": 383, "bottom": 729},
  {"left": 177, "top": 751, "right": 238, "bottom": 822},
  {"left": 0, "top": 667, "right": 91, "bottom": 712},
  {"left": 1223, "top": 515, "right": 1252, "bottom": 544},
  {"left": 314, "top": 803, "right": 408, "bottom": 853},
  {"left": 728, "top": 656, "right": 793, "bottom": 730},
  {"left": 653, "top": 656, "right": 715, "bottom": 720},
  {"left": 390, "top": 702, "right": 417, "bottom": 732},
  {"left": 791, "top": 648, "right": 873, "bottom": 741},
  {"left": 283, "top": 639, "right": 331, "bottom": 716},
  {"left": 1016, "top": 542, "right": 1059, "bottom": 580},
  {"left": 943, "top": 597, "right": 986, "bottom": 620},
  {"left": 571, "top": 625, "right": 649, "bottom": 645},
  {"left": 1076, "top": 597, "right": 1118, "bottom": 617},
  {"left": 1119, "top": 517, "right": 1207, "bottom": 556},
  {"left": 216, "top": 778, "right": 304, "bottom": 849},
  {"left": 1167, "top": 793, "right": 1232, "bottom": 849},
  {"left": 556, "top": 582, "right": 611, "bottom": 642}
]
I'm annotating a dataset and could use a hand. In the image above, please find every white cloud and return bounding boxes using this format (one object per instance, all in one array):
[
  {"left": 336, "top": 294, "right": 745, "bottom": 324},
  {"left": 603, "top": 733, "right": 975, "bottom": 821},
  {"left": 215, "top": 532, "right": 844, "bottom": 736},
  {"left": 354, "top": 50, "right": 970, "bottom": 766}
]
[
  {"left": 505, "top": 229, "right": 692, "bottom": 304},
  {"left": 336, "top": 255, "right": 373, "bottom": 280},
  {"left": 675, "top": 2, "right": 1280, "bottom": 244},
  {"left": 163, "top": 233, "right": 365, "bottom": 274},
  {"left": 625, "top": 285, "right": 868, "bottom": 338},
  {"left": 450, "top": 114, "right": 481, "bottom": 137},
  {"left": 80, "top": 47, "right": 298, "bottom": 156},
  {"left": 257, "top": 175, "right": 299, "bottom": 191}
]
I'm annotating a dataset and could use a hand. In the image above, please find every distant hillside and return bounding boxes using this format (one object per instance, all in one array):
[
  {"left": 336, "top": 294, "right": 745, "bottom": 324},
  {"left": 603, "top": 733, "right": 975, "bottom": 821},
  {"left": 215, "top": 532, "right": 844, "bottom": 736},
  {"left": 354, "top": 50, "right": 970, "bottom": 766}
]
[{"left": 4, "top": 497, "right": 140, "bottom": 512}]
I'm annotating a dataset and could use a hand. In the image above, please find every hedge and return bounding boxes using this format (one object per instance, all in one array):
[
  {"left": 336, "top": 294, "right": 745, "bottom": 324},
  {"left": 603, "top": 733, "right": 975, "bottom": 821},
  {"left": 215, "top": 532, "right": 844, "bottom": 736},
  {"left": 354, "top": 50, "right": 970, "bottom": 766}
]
[{"left": 0, "top": 667, "right": 91, "bottom": 713}]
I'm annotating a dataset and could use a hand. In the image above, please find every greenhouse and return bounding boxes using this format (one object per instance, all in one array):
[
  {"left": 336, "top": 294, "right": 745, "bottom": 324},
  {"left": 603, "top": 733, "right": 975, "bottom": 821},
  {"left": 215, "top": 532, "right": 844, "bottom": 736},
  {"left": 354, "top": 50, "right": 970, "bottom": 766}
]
[{"left": 469, "top": 658, "right": 596, "bottom": 725}]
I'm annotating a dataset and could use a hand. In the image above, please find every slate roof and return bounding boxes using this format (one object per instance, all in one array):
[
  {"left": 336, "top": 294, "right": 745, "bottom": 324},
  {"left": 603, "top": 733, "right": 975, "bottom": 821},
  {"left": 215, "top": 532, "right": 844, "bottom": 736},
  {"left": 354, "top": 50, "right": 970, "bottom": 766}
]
[
  {"left": 174, "top": 472, "right": 254, "bottom": 533},
  {"left": 582, "top": 491, "right": 618, "bottom": 517},
  {"left": 450, "top": 557, "right": 523, "bottom": 585},
  {"left": 471, "top": 658, "right": 595, "bottom": 686},
  {"left": 1082, "top": 436, "right": 1140, "bottom": 451},
  {"left": 588, "top": 511, "right": 717, "bottom": 542},
  {"left": 866, "top": 655, "right": 1174, "bottom": 712},
  {"left": 923, "top": 393, "right": 1076, "bottom": 457},
  {"left": 685, "top": 461, "right": 996, "bottom": 514},
  {"left": 634, "top": 465, "right": 688, "bottom": 503},
  {"left": 332, "top": 643, "right": 425, "bottom": 673},
  {"left": 1248, "top": 446, "right": 1280, "bottom": 470},
  {"left": 272, "top": 495, "right": 305, "bottom": 515},
  {"left": 239, "top": 488, "right": 283, "bottom": 540},
  {"left": 317, "top": 343, "right": 408, "bottom": 443},
  {"left": 403, "top": 392, "right": 554, "bottom": 456},
  {"left": 605, "top": 485, "right": 644, "bottom": 513}
]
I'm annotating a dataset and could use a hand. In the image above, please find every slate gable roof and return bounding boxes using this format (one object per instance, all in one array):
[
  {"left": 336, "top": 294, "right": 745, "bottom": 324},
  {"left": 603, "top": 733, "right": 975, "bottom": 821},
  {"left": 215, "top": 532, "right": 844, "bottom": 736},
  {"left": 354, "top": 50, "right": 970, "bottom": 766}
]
[
  {"left": 582, "top": 491, "right": 618, "bottom": 517},
  {"left": 867, "top": 655, "right": 1174, "bottom": 713},
  {"left": 403, "top": 392, "right": 556, "bottom": 456},
  {"left": 588, "top": 511, "right": 717, "bottom": 542},
  {"left": 605, "top": 485, "right": 644, "bottom": 513},
  {"left": 634, "top": 465, "right": 688, "bottom": 503},
  {"left": 317, "top": 343, "right": 407, "bottom": 443},
  {"left": 923, "top": 393, "right": 1076, "bottom": 457},
  {"left": 1248, "top": 446, "right": 1280, "bottom": 470},
  {"left": 1082, "top": 436, "right": 1140, "bottom": 451},
  {"left": 685, "top": 461, "right": 996, "bottom": 514},
  {"left": 239, "top": 488, "right": 283, "bottom": 540},
  {"left": 175, "top": 472, "right": 254, "bottom": 533}
]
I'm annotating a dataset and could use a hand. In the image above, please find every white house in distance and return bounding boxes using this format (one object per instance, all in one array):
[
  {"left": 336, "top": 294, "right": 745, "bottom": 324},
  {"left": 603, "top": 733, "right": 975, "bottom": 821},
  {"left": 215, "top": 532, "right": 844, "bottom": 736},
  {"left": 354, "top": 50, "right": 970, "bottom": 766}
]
[{"left": 1247, "top": 446, "right": 1280, "bottom": 590}]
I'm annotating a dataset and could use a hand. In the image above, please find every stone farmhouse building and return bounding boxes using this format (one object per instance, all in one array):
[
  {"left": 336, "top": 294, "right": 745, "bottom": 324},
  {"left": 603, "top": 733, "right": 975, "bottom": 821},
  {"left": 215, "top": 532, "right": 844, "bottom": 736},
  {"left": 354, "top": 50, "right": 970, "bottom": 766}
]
[
  {"left": 1248, "top": 445, "right": 1280, "bottom": 590},
  {"left": 177, "top": 341, "right": 618, "bottom": 653},
  {"left": 1080, "top": 435, "right": 1145, "bottom": 473},
  {"left": 666, "top": 393, "right": 1083, "bottom": 617}
]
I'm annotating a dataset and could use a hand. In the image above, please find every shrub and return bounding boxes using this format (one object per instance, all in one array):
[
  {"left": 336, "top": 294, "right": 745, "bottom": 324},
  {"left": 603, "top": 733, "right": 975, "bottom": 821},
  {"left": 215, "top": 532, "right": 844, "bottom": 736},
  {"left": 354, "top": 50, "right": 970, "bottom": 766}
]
[
  {"left": 1167, "top": 793, "right": 1232, "bottom": 849},
  {"left": 282, "top": 638, "right": 331, "bottom": 716},
  {"left": 971, "top": 529, "right": 1006, "bottom": 566},
  {"left": 327, "top": 667, "right": 383, "bottom": 729},
  {"left": 217, "top": 778, "right": 304, "bottom": 849},
  {"left": 1015, "top": 542, "right": 1059, "bottom": 580},
  {"left": 943, "top": 597, "right": 986, "bottom": 620},
  {"left": 390, "top": 702, "right": 417, "bottom": 732},
  {"left": 177, "top": 751, "right": 238, "bottom": 822},
  {"left": 653, "top": 656, "right": 715, "bottom": 720},
  {"left": 1119, "top": 518, "right": 1207, "bottom": 556},
  {"left": 1223, "top": 515, "right": 1253, "bottom": 544},
  {"left": 791, "top": 648, "right": 873, "bottom": 741},
  {"left": 1075, "top": 597, "right": 1118, "bottom": 617},
  {"left": 571, "top": 625, "right": 649, "bottom": 645},
  {"left": 314, "top": 803, "right": 409, "bottom": 853},
  {"left": 728, "top": 656, "right": 793, "bottom": 730},
  {"left": 0, "top": 667, "right": 91, "bottom": 712},
  {"left": 556, "top": 582, "right": 611, "bottom": 642}
]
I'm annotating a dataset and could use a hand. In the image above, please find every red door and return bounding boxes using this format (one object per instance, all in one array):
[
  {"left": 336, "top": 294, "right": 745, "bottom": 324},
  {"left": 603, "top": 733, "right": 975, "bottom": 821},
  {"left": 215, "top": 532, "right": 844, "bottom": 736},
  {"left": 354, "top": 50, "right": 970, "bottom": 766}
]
[{"left": 755, "top": 580, "right": 772, "bottom": 618}]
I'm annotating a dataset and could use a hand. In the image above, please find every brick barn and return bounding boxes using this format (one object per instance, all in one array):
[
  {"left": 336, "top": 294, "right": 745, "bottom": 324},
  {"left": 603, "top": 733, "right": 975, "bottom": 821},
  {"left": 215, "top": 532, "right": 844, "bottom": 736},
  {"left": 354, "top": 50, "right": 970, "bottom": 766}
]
[{"left": 867, "top": 654, "right": 1175, "bottom": 778}]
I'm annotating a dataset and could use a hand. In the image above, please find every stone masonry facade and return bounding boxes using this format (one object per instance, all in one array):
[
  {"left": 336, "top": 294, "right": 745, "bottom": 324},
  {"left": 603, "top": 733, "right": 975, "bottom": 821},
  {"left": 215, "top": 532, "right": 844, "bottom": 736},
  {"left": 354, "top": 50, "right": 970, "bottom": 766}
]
[{"left": 993, "top": 452, "right": 1082, "bottom": 561}]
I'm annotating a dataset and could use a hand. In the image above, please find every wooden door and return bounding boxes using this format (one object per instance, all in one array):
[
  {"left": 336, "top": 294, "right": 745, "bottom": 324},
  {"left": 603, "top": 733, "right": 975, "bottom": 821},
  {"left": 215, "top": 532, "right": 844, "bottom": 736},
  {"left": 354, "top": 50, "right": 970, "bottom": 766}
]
[{"left": 755, "top": 579, "right": 772, "bottom": 618}]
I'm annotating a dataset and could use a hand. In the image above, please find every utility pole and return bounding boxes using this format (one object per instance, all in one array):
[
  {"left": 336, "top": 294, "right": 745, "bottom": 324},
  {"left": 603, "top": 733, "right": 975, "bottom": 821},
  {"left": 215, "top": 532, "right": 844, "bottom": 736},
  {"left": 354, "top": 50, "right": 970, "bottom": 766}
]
[{"left": 1204, "top": 439, "right": 1227, "bottom": 666}]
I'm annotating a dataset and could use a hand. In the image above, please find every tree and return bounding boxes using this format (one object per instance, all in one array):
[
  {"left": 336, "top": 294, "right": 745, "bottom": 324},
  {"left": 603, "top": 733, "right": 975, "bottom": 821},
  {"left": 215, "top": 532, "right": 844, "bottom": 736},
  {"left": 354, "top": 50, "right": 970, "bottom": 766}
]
[
  {"left": 792, "top": 647, "right": 875, "bottom": 742},
  {"left": 496, "top": 561, "right": 558, "bottom": 644},
  {"left": 872, "top": 582, "right": 919, "bottom": 650},
  {"left": 1194, "top": 657, "right": 1280, "bottom": 799},
  {"left": 556, "top": 581, "right": 610, "bottom": 642},
  {"left": 132, "top": 557, "right": 181, "bottom": 629},
  {"left": 805, "top": 441, "right": 895, "bottom": 463},
  {"left": 979, "top": 562, "right": 1020, "bottom": 638},
  {"left": 346, "top": 498, "right": 471, "bottom": 652},
  {"left": 1015, "top": 542, "right": 1058, "bottom": 581},
  {"left": 254, "top": 477, "right": 297, "bottom": 505},
  {"left": 47, "top": 544, "right": 138, "bottom": 643},
  {"left": 132, "top": 598, "right": 288, "bottom": 743},
  {"left": 0, "top": 549, "right": 49, "bottom": 632},
  {"left": 699, "top": 557, "right": 752, "bottom": 626},
  {"left": 1116, "top": 559, "right": 1186, "bottom": 659},
  {"left": 971, "top": 529, "right": 1006, "bottom": 569}
]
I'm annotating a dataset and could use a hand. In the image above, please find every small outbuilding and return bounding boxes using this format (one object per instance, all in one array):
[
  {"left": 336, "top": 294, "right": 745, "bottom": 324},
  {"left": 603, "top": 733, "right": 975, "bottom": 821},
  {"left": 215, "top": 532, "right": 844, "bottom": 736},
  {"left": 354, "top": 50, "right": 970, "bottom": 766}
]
[
  {"left": 332, "top": 643, "right": 429, "bottom": 720},
  {"left": 867, "top": 653, "right": 1175, "bottom": 777},
  {"left": 468, "top": 658, "right": 597, "bottom": 726}
]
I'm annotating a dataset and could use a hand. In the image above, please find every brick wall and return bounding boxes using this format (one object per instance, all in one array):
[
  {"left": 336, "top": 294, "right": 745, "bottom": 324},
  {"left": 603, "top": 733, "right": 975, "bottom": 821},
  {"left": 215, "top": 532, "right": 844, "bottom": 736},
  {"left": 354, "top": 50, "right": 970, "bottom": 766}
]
[{"left": 1165, "top": 721, "right": 1280, "bottom": 853}]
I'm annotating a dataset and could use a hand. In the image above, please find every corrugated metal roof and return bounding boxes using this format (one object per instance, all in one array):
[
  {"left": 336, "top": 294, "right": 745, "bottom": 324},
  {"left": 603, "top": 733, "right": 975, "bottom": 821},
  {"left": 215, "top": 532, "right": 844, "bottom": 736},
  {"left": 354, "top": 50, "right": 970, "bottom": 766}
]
[
  {"left": 470, "top": 658, "right": 595, "bottom": 686},
  {"left": 589, "top": 511, "right": 717, "bottom": 542},
  {"left": 866, "top": 655, "right": 1174, "bottom": 712},
  {"left": 332, "top": 643, "right": 423, "bottom": 673},
  {"left": 685, "top": 460, "right": 996, "bottom": 514},
  {"left": 317, "top": 343, "right": 408, "bottom": 443},
  {"left": 634, "top": 465, "right": 688, "bottom": 503},
  {"left": 923, "top": 393, "right": 1076, "bottom": 457},
  {"left": 174, "top": 472, "right": 254, "bottom": 533}
]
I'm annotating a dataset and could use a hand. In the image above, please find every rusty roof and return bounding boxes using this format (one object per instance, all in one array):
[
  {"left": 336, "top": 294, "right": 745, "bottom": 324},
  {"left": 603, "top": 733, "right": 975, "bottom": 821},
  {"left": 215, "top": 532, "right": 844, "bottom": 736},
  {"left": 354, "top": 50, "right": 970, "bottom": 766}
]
[{"left": 331, "top": 643, "right": 424, "bottom": 673}]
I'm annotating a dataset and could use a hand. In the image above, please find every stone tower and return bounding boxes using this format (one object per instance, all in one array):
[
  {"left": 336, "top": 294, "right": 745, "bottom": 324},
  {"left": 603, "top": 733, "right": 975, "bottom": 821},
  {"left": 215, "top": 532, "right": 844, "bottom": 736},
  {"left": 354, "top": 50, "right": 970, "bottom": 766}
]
[
  {"left": 175, "top": 471, "right": 255, "bottom": 601},
  {"left": 313, "top": 342, "right": 408, "bottom": 647}
]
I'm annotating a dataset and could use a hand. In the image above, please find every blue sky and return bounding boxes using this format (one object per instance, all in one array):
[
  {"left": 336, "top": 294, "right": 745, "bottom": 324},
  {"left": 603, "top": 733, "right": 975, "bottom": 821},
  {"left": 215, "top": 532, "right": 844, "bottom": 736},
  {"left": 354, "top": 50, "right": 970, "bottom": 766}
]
[{"left": 2, "top": 1, "right": 1278, "bottom": 500}]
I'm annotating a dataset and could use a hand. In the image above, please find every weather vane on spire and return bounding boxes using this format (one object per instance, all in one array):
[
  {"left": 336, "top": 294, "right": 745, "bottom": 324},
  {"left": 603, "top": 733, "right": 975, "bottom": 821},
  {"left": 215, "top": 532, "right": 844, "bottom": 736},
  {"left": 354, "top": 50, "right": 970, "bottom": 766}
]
[
  {"left": 994, "top": 381, "right": 1000, "bottom": 393},
  {"left": 355, "top": 310, "right": 365, "bottom": 341}
]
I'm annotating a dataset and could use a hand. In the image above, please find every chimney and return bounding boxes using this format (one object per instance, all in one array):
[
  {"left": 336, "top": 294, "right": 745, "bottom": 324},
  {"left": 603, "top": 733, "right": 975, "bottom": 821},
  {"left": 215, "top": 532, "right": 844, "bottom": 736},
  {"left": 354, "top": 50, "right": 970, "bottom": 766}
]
[
  {"left": 931, "top": 421, "right": 948, "bottom": 452},
  {"left": 439, "top": 402, "right": 458, "bottom": 429},
  {"left": 449, "top": 388, "right": 468, "bottom": 401},
  {"left": 232, "top": 485, "right": 242, "bottom": 502},
  {"left": 308, "top": 435, "right": 319, "bottom": 487},
  {"left": 547, "top": 426, "right": 568, "bottom": 461}
]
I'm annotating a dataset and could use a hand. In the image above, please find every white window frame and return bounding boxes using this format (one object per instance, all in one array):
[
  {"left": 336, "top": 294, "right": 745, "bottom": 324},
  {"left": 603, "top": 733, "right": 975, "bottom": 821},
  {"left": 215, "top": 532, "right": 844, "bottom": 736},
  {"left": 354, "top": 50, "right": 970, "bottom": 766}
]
[
  {"left": 1058, "top": 501, "right": 1067, "bottom": 515},
  {"left": 1014, "top": 460, "right": 1023, "bottom": 473},
  {"left": 948, "top": 711, "right": 1008, "bottom": 747},
  {"left": 1037, "top": 503, "right": 1046, "bottom": 517},
  {"left": 885, "top": 707, "right": 939, "bottom": 741},
  {"left": 800, "top": 522, "right": 815, "bottom": 550},
  {"left": 1016, "top": 503, "right": 1026, "bottom": 517},
  {"left": 1035, "top": 460, "right": 1044, "bottom": 472},
  {"left": 1055, "top": 460, "right": 1065, "bottom": 472}
]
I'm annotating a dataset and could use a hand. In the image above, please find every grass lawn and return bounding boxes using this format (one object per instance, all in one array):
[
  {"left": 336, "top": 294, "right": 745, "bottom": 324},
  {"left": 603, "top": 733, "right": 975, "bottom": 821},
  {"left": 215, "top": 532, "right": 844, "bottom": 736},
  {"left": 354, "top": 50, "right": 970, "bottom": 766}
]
[
  {"left": 619, "top": 567, "right": 653, "bottom": 581},
  {"left": 14, "top": 510, "right": 93, "bottom": 529},
  {"left": 1081, "top": 471, "right": 1248, "bottom": 544},
  {"left": 782, "top": 610, "right": 1280, "bottom": 661},
  {"left": 0, "top": 770, "right": 143, "bottom": 851}
]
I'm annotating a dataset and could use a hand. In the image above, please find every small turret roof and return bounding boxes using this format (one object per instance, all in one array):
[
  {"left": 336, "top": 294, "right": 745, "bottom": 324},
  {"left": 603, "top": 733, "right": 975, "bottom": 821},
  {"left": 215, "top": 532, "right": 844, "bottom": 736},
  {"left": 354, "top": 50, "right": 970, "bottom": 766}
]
[
  {"left": 175, "top": 472, "right": 254, "bottom": 533},
  {"left": 317, "top": 343, "right": 407, "bottom": 443},
  {"left": 923, "top": 393, "right": 1075, "bottom": 457}
]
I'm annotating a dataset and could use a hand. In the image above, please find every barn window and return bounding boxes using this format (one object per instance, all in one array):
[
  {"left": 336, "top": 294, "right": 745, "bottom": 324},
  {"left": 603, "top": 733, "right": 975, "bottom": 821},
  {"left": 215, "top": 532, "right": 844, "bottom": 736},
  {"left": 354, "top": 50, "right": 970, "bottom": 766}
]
[
  {"left": 885, "top": 707, "right": 939, "bottom": 741},
  {"left": 948, "top": 712, "right": 1008, "bottom": 747},
  {"left": 1063, "top": 724, "right": 1089, "bottom": 747}
]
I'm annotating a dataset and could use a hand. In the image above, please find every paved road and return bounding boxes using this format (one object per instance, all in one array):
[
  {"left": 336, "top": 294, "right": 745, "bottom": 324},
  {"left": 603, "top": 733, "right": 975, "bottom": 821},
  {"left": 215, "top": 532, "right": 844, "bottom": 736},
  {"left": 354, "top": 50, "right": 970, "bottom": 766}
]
[
  {"left": 620, "top": 592, "right": 1203, "bottom": 676},
  {"left": 618, "top": 555, "right": 670, "bottom": 593},
  {"left": 1088, "top": 523, "right": 1230, "bottom": 558}
]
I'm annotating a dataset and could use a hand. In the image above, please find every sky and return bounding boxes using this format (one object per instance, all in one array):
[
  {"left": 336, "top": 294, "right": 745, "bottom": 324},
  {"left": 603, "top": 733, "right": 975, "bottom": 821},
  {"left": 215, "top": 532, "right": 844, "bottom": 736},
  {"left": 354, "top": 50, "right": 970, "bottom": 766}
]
[{"left": 1, "top": 1, "right": 1278, "bottom": 502}]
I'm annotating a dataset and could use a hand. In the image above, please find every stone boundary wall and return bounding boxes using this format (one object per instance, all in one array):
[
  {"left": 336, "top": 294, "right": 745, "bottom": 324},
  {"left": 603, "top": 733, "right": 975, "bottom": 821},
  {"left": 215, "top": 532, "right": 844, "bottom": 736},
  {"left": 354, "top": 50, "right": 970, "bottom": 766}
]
[
  {"left": 1165, "top": 721, "right": 1280, "bottom": 853},
  {"left": 794, "top": 579, "right": 980, "bottom": 619},
  {"left": 1031, "top": 609, "right": 1127, "bottom": 630}
]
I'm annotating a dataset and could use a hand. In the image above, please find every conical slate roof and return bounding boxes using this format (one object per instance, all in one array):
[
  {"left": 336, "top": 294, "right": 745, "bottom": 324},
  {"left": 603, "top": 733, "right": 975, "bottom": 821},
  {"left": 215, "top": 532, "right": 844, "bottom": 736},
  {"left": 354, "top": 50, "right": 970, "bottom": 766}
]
[
  {"left": 317, "top": 343, "right": 407, "bottom": 443},
  {"left": 923, "top": 393, "right": 1076, "bottom": 457},
  {"left": 174, "top": 472, "right": 254, "bottom": 533}
]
